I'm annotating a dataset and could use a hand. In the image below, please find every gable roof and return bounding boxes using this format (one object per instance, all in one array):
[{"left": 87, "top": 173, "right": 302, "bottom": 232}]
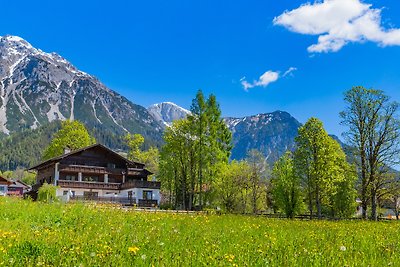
[
  {"left": 9, "top": 180, "right": 31, "bottom": 189},
  {"left": 29, "top": 144, "right": 145, "bottom": 171},
  {"left": 0, "top": 176, "right": 12, "bottom": 185}
]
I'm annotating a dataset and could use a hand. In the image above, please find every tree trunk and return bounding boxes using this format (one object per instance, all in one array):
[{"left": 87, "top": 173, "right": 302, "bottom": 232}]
[
  {"left": 308, "top": 190, "right": 313, "bottom": 220},
  {"left": 316, "top": 184, "right": 322, "bottom": 219},
  {"left": 371, "top": 187, "right": 378, "bottom": 221},
  {"left": 361, "top": 200, "right": 368, "bottom": 220},
  {"left": 360, "top": 147, "right": 368, "bottom": 220}
]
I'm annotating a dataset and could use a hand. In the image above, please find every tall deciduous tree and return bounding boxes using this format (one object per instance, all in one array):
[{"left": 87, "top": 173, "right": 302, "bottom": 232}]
[
  {"left": 246, "top": 149, "right": 268, "bottom": 214},
  {"left": 271, "top": 152, "right": 303, "bottom": 219},
  {"left": 213, "top": 160, "right": 250, "bottom": 212},
  {"left": 43, "top": 120, "right": 95, "bottom": 160},
  {"left": 294, "top": 118, "right": 354, "bottom": 219},
  {"left": 159, "top": 91, "right": 232, "bottom": 210},
  {"left": 341, "top": 86, "right": 400, "bottom": 220}
]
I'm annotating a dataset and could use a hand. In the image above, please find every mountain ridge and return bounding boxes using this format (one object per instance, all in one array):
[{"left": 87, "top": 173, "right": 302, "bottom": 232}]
[{"left": 0, "top": 35, "right": 163, "bottom": 141}]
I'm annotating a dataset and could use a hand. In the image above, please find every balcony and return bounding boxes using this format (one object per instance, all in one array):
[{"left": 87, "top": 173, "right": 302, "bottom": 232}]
[
  {"left": 57, "top": 180, "right": 160, "bottom": 190},
  {"left": 120, "top": 180, "right": 161, "bottom": 190},
  {"left": 59, "top": 165, "right": 107, "bottom": 174},
  {"left": 57, "top": 180, "right": 120, "bottom": 190}
]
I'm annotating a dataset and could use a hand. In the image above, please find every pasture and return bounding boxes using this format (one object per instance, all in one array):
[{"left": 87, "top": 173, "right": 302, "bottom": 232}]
[{"left": 0, "top": 198, "right": 397, "bottom": 266}]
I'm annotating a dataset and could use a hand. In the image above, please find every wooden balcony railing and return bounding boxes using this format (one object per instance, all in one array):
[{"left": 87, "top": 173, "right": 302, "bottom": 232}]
[
  {"left": 120, "top": 180, "right": 161, "bottom": 190},
  {"left": 57, "top": 180, "right": 120, "bottom": 190},
  {"left": 59, "top": 165, "right": 107, "bottom": 174},
  {"left": 57, "top": 180, "right": 160, "bottom": 190}
]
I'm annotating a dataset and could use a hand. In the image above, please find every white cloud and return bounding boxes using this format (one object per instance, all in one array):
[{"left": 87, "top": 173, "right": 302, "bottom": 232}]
[
  {"left": 273, "top": 0, "right": 400, "bottom": 53},
  {"left": 241, "top": 71, "right": 279, "bottom": 91},
  {"left": 241, "top": 67, "right": 296, "bottom": 91},
  {"left": 283, "top": 67, "right": 297, "bottom": 77}
]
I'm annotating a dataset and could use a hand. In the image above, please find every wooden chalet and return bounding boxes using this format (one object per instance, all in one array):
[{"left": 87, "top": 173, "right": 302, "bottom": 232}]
[{"left": 29, "top": 144, "right": 160, "bottom": 207}]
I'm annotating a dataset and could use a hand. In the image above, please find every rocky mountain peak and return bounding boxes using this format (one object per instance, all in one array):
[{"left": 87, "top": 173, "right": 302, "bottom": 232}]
[
  {"left": 148, "top": 102, "right": 190, "bottom": 126},
  {"left": 0, "top": 35, "right": 163, "bottom": 141}
]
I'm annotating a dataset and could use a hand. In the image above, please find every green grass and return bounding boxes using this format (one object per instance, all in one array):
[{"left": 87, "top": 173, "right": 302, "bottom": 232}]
[{"left": 0, "top": 197, "right": 398, "bottom": 266}]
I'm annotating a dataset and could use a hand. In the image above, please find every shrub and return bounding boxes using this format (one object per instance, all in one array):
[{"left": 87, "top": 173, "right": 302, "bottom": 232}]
[{"left": 37, "top": 183, "right": 58, "bottom": 203}]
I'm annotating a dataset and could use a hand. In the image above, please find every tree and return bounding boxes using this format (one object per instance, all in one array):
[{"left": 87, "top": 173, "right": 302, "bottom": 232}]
[
  {"left": 294, "top": 118, "right": 354, "bottom": 219},
  {"left": 271, "top": 152, "right": 303, "bottom": 219},
  {"left": 341, "top": 86, "right": 400, "bottom": 220},
  {"left": 43, "top": 120, "right": 96, "bottom": 160},
  {"left": 125, "top": 133, "right": 159, "bottom": 178},
  {"left": 213, "top": 160, "right": 250, "bottom": 213},
  {"left": 159, "top": 91, "right": 232, "bottom": 210},
  {"left": 160, "top": 119, "right": 197, "bottom": 210},
  {"left": 246, "top": 149, "right": 268, "bottom": 214}
]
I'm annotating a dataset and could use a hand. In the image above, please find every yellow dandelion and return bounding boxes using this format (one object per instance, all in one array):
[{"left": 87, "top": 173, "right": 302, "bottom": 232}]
[{"left": 128, "top": 246, "right": 140, "bottom": 255}]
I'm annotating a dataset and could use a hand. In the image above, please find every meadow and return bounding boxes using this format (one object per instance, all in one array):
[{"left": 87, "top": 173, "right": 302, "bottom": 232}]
[{"left": 0, "top": 198, "right": 398, "bottom": 266}]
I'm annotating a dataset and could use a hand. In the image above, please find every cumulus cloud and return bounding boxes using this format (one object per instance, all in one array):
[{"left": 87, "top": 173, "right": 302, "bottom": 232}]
[
  {"left": 273, "top": 0, "right": 400, "bottom": 53},
  {"left": 241, "top": 67, "right": 296, "bottom": 91}
]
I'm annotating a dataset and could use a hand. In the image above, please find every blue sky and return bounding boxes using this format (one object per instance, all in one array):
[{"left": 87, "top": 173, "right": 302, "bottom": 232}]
[{"left": 1, "top": 0, "right": 400, "bottom": 136}]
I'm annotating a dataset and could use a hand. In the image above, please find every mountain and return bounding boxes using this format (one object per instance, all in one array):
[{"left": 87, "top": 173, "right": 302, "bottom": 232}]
[
  {"left": 147, "top": 102, "right": 190, "bottom": 126},
  {"left": 0, "top": 35, "right": 163, "bottom": 141},
  {"left": 225, "top": 111, "right": 302, "bottom": 163},
  {"left": 148, "top": 102, "right": 303, "bottom": 164}
]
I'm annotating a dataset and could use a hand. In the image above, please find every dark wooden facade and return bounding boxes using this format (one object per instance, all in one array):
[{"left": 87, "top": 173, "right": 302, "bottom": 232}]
[{"left": 29, "top": 144, "right": 160, "bottom": 205}]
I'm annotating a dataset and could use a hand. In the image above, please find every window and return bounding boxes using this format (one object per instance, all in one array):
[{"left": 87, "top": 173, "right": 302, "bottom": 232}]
[
  {"left": 65, "top": 175, "right": 76, "bottom": 181},
  {"left": 83, "top": 176, "right": 99, "bottom": 182},
  {"left": 107, "top": 163, "right": 116, "bottom": 169},
  {"left": 0, "top": 186, "right": 6, "bottom": 192},
  {"left": 143, "top": 190, "right": 153, "bottom": 200}
]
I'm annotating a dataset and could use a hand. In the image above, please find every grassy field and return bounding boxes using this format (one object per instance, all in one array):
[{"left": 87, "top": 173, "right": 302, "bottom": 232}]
[{"left": 0, "top": 198, "right": 398, "bottom": 266}]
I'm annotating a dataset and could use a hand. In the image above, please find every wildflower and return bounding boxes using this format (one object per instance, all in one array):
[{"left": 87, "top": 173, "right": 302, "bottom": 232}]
[
  {"left": 340, "top": 246, "right": 346, "bottom": 251},
  {"left": 141, "top": 254, "right": 147, "bottom": 260},
  {"left": 128, "top": 246, "right": 140, "bottom": 255}
]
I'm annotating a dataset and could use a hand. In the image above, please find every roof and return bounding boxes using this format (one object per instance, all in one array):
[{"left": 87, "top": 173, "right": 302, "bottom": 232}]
[
  {"left": 9, "top": 180, "right": 31, "bottom": 189},
  {"left": 29, "top": 144, "right": 146, "bottom": 171},
  {"left": 0, "top": 176, "right": 12, "bottom": 185}
]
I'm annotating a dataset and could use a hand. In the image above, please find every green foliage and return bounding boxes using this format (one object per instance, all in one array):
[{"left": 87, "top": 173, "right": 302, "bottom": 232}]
[
  {"left": 246, "top": 149, "right": 269, "bottom": 214},
  {"left": 43, "top": 120, "right": 96, "bottom": 160},
  {"left": 0, "top": 121, "right": 62, "bottom": 170},
  {"left": 0, "top": 169, "right": 37, "bottom": 185},
  {"left": 125, "top": 133, "right": 159, "bottom": 178},
  {"left": 294, "top": 117, "right": 356, "bottom": 218},
  {"left": 213, "top": 160, "right": 251, "bottom": 213},
  {"left": 159, "top": 91, "right": 232, "bottom": 210},
  {"left": 37, "top": 183, "right": 58, "bottom": 203},
  {"left": 271, "top": 152, "right": 303, "bottom": 218},
  {"left": 1, "top": 198, "right": 400, "bottom": 266}
]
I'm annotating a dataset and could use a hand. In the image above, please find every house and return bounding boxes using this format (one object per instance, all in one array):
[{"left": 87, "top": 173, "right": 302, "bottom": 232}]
[
  {"left": 0, "top": 176, "right": 12, "bottom": 196},
  {"left": 8, "top": 180, "right": 31, "bottom": 196},
  {"left": 29, "top": 144, "right": 161, "bottom": 207}
]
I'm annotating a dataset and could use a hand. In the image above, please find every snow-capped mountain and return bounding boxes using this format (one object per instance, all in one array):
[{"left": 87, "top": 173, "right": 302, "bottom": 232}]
[
  {"left": 0, "top": 35, "right": 163, "bottom": 140},
  {"left": 225, "top": 111, "right": 301, "bottom": 163},
  {"left": 148, "top": 102, "right": 302, "bottom": 163},
  {"left": 147, "top": 102, "right": 190, "bottom": 126}
]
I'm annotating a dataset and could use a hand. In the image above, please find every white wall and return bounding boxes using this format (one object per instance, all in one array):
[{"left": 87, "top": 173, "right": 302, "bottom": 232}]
[{"left": 56, "top": 187, "right": 161, "bottom": 204}]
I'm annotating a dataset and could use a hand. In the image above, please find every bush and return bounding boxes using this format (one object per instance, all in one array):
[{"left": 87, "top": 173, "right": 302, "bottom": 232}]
[{"left": 37, "top": 183, "right": 58, "bottom": 203}]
